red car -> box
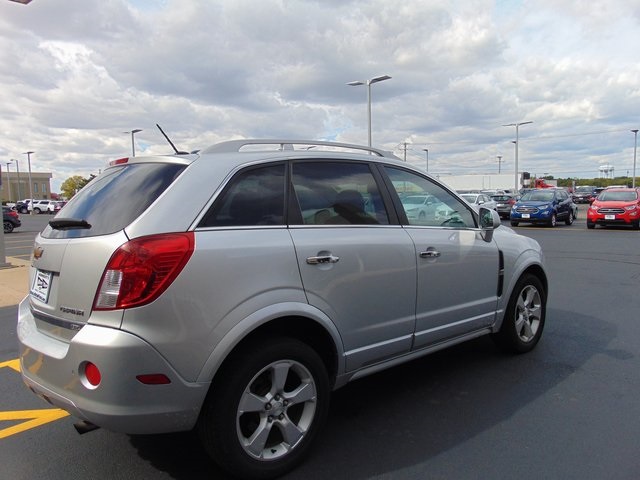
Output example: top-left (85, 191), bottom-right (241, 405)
top-left (587, 187), bottom-right (640, 229)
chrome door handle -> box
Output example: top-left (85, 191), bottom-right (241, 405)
top-left (306, 254), bottom-right (340, 265)
top-left (419, 249), bottom-right (441, 258)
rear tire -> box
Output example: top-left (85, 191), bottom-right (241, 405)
top-left (492, 273), bottom-right (546, 354)
top-left (565, 212), bottom-right (574, 225)
top-left (198, 337), bottom-right (330, 480)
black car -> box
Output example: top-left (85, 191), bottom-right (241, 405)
top-left (572, 185), bottom-right (597, 204)
top-left (3, 205), bottom-right (21, 233)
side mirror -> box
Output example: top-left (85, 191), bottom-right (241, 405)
top-left (479, 207), bottom-right (500, 242)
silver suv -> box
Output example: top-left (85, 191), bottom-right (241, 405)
top-left (18, 140), bottom-right (547, 479)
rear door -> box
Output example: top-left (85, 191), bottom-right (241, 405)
top-left (382, 166), bottom-right (500, 349)
top-left (288, 161), bottom-right (417, 372)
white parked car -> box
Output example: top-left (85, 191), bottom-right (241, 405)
top-left (28, 199), bottom-right (60, 214)
top-left (460, 193), bottom-right (498, 211)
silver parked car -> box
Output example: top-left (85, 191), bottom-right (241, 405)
top-left (460, 192), bottom-right (498, 211)
top-left (18, 139), bottom-right (547, 479)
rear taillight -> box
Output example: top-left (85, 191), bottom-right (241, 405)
top-left (93, 232), bottom-right (195, 310)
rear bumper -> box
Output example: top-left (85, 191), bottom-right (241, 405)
top-left (17, 299), bottom-right (209, 434)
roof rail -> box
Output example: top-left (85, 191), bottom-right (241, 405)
top-left (201, 139), bottom-right (397, 158)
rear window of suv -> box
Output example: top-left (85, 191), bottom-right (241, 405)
top-left (42, 163), bottom-right (186, 239)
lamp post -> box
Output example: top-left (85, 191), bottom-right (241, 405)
top-left (124, 129), bottom-right (143, 156)
top-left (503, 121), bottom-right (533, 192)
top-left (422, 148), bottom-right (429, 173)
top-left (497, 155), bottom-right (503, 173)
top-left (23, 151), bottom-right (34, 214)
top-left (4, 161), bottom-right (12, 202)
top-left (632, 129), bottom-right (638, 188)
top-left (347, 75), bottom-right (392, 147)
top-left (12, 158), bottom-right (21, 201)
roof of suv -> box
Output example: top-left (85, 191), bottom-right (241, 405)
top-left (200, 139), bottom-right (399, 159)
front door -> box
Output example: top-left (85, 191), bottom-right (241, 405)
top-left (383, 167), bottom-right (500, 349)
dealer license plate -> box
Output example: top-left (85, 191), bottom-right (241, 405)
top-left (522, 213), bottom-right (530, 219)
top-left (605, 214), bottom-right (616, 220)
top-left (31, 270), bottom-right (53, 303)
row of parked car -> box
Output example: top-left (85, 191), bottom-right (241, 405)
top-left (458, 185), bottom-right (640, 229)
top-left (9, 199), bottom-right (66, 214)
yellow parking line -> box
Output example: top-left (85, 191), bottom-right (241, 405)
top-left (0, 359), bottom-right (70, 438)
top-left (0, 359), bottom-right (21, 373)
top-left (0, 409), bottom-right (70, 439)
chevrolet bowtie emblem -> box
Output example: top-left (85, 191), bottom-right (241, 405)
top-left (33, 246), bottom-right (44, 260)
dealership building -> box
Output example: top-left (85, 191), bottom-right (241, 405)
top-left (1, 169), bottom-right (53, 203)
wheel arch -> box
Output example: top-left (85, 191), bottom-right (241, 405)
top-left (196, 304), bottom-right (344, 389)
top-left (494, 259), bottom-right (548, 333)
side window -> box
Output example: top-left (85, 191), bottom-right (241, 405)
top-left (199, 164), bottom-right (285, 227)
top-left (384, 167), bottom-right (476, 228)
top-left (291, 162), bottom-right (389, 225)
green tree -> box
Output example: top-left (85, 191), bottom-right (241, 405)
top-left (60, 174), bottom-right (94, 200)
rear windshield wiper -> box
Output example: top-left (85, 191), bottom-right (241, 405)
top-left (49, 218), bottom-right (92, 230)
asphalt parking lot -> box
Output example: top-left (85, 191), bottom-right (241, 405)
top-left (1, 211), bottom-right (639, 479)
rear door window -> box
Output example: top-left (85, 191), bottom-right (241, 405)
top-left (42, 163), bottom-right (186, 239)
top-left (291, 162), bottom-right (389, 225)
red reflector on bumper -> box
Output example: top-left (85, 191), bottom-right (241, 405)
top-left (136, 374), bottom-right (171, 385)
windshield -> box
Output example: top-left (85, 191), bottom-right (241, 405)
top-left (42, 162), bottom-right (186, 239)
top-left (520, 191), bottom-right (554, 202)
top-left (575, 186), bottom-right (593, 193)
top-left (598, 191), bottom-right (638, 202)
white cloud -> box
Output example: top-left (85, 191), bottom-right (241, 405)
top-left (1, 0), bottom-right (640, 193)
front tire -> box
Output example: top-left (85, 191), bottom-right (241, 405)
top-left (492, 273), bottom-right (546, 354)
top-left (510, 220), bottom-right (519, 227)
top-left (548, 213), bottom-right (557, 227)
top-left (198, 337), bottom-right (330, 480)
top-left (587, 221), bottom-right (595, 229)
top-left (3, 221), bottom-right (13, 234)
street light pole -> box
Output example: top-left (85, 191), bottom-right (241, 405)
top-left (422, 148), bottom-right (429, 173)
top-left (503, 121), bottom-right (533, 192)
top-left (4, 161), bottom-right (13, 202)
top-left (632, 129), bottom-right (638, 188)
top-left (124, 129), bottom-right (143, 157)
top-left (347, 75), bottom-right (391, 147)
top-left (497, 155), bottom-right (503, 174)
top-left (12, 159), bottom-right (21, 201)
top-left (23, 151), bottom-right (34, 214)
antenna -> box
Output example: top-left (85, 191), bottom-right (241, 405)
top-left (156, 124), bottom-right (189, 154)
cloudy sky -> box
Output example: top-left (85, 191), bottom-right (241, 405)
top-left (2, 0), bottom-right (640, 193)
